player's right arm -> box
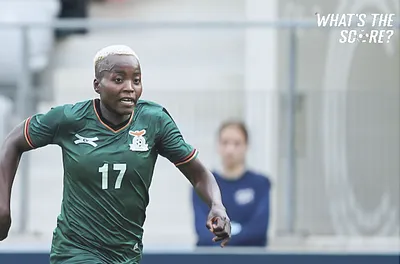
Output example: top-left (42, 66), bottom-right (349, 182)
top-left (0, 122), bottom-right (32, 240)
top-left (0, 106), bottom-right (65, 241)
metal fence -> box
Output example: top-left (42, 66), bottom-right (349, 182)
top-left (0, 19), bottom-right (399, 246)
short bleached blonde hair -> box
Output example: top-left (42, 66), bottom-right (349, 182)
top-left (94, 44), bottom-right (140, 71)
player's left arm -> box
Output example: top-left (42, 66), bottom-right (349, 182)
top-left (179, 159), bottom-right (231, 246)
top-left (191, 188), bottom-right (216, 246)
top-left (157, 108), bottom-right (231, 247)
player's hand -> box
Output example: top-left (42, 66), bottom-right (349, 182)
top-left (0, 208), bottom-right (11, 241)
top-left (206, 204), bottom-right (231, 247)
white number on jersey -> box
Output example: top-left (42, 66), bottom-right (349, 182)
top-left (98, 163), bottom-right (127, 190)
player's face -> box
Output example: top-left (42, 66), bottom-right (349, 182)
top-left (94, 55), bottom-right (142, 116)
top-left (218, 125), bottom-right (247, 170)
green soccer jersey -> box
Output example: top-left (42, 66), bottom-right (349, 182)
top-left (24, 99), bottom-right (198, 263)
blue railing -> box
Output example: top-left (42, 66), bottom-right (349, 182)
top-left (0, 251), bottom-right (399, 264)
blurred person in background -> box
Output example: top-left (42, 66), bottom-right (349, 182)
top-left (56, 0), bottom-right (89, 39)
top-left (0, 45), bottom-right (231, 263)
top-left (192, 121), bottom-right (271, 247)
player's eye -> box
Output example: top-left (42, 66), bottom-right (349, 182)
top-left (134, 78), bottom-right (141, 85)
top-left (114, 77), bottom-right (124, 84)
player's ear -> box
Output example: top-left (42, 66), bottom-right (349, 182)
top-left (93, 78), bottom-right (100, 94)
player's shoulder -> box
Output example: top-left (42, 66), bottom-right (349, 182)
top-left (136, 99), bottom-right (164, 111)
top-left (136, 99), bottom-right (169, 118)
top-left (51, 99), bottom-right (93, 124)
top-left (246, 170), bottom-right (271, 188)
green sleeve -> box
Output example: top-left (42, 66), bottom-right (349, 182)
top-left (24, 106), bottom-right (65, 148)
top-left (157, 108), bottom-right (198, 166)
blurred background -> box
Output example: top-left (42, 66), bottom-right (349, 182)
top-left (0, 0), bottom-right (399, 263)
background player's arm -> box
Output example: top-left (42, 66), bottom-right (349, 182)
top-left (0, 122), bottom-right (33, 240)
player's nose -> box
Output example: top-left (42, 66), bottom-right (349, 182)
top-left (122, 80), bottom-right (135, 93)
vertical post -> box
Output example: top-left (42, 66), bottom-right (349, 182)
top-left (16, 26), bottom-right (32, 234)
top-left (244, 0), bottom-right (279, 237)
top-left (285, 28), bottom-right (297, 234)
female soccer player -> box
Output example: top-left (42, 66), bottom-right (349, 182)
top-left (192, 121), bottom-right (270, 247)
top-left (0, 45), bottom-right (231, 263)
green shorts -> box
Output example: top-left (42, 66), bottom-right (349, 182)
top-left (50, 250), bottom-right (140, 264)
top-left (50, 230), bottom-right (141, 264)
top-left (55, 254), bottom-right (103, 264)
top-left (51, 252), bottom-right (140, 264)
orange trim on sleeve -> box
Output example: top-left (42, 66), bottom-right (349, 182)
top-left (175, 149), bottom-right (198, 166)
top-left (24, 117), bottom-right (35, 149)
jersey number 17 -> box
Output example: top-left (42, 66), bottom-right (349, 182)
top-left (98, 163), bottom-right (126, 190)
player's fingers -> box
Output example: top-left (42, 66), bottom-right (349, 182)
top-left (0, 218), bottom-right (11, 241)
top-left (213, 230), bottom-right (227, 237)
top-left (212, 236), bottom-right (225, 242)
top-left (212, 217), bottom-right (225, 232)
top-left (206, 220), bottom-right (214, 232)
top-left (220, 237), bottom-right (231, 248)
top-left (0, 229), bottom-right (9, 241)
top-left (212, 234), bottom-right (230, 243)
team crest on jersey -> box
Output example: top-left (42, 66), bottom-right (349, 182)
top-left (129, 130), bottom-right (149, 151)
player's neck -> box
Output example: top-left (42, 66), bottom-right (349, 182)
top-left (99, 101), bottom-right (131, 125)
top-left (222, 164), bottom-right (246, 180)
